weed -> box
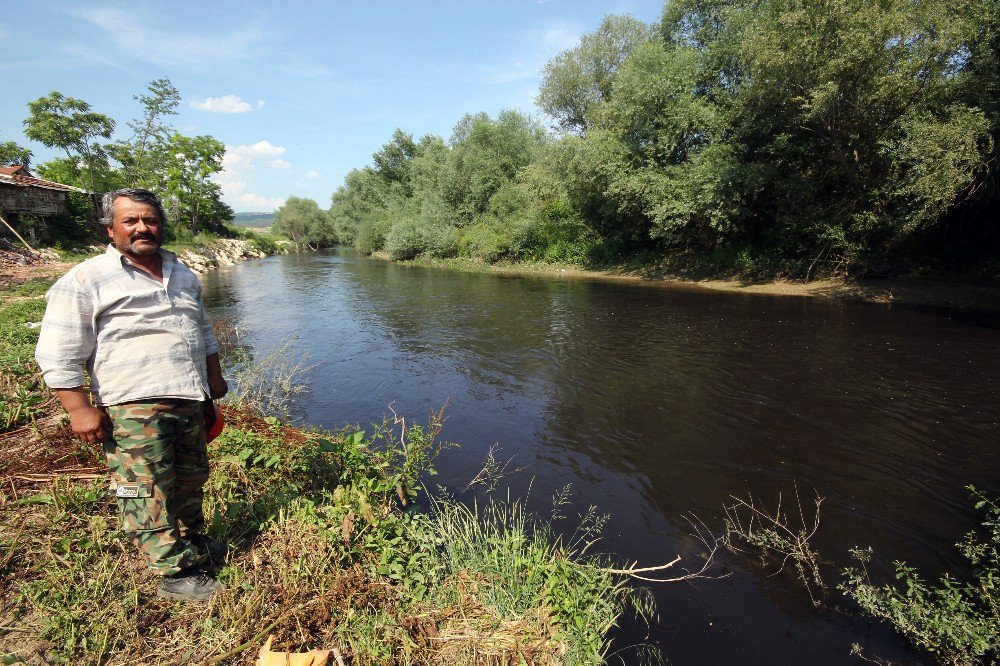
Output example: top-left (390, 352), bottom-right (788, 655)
top-left (723, 485), bottom-right (827, 606)
top-left (0, 280), bottom-right (52, 433)
top-left (222, 335), bottom-right (315, 420)
top-left (841, 487), bottom-right (1000, 665)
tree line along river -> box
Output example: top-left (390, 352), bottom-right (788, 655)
top-left (202, 248), bottom-right (1000, 664)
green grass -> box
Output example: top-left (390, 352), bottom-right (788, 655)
top-left (0, 260), bottom-right (656, 663)
top-left (0, 414), bottom-right (657, 664)
top-left (0, 277), bottom-right (52, 432)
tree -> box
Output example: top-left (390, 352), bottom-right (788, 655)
top-left (330, 167), bottom-right (394, 244)
top-left (372, 129), bottom-right (418, 197)
top-left (23, 92), bottom-right (116, 193)
top-left (118, 77), bottom-right (181, 187)
top-left (159, 134), bottom-right (229, 233)
top-left (0, 139), bottom-right (32, 168)
top-left (443, 110), bottom-right (548, 221)
top-left (273, 197), bottom-right (333, 250)
top-left (536, 14), bottom-right (656, 133)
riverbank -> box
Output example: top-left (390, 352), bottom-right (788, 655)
top-left (390, 254), bottom-right (1000, 313)
top-left (0, 252), bottom-right (657, 663)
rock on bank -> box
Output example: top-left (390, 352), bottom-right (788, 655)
top-left (176, 238), bottom-right (283, 273)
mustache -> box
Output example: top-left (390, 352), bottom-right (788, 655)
top-left (129, 233), bottom-right (157, 243)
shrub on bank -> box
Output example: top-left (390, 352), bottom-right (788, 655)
top-left (0, 278), bottom-right (52, 432)
top-left (841, 488), bottom-right (1000, 665)
top-left (354, 217), bottom-right (387, 255)
top-left (384, 217), bottom-right (426, 260)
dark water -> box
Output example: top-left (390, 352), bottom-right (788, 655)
top-left (201, 248), bottom-right (1000, 665)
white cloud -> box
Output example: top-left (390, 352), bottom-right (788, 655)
top-left (215, 177), bottom-right (247, 196)
top-left (268, 159), bottom-right (293, 169)
top-left (481, 60), bottom-right (538, 85)
top-left (190, 94), bottom-right (254, 113)
top-left (306, 170), bottom-right (321, 180)
top-left (256, 100), bottom-right (266, 109)
top-left (222, 141), bottom-right (287, 169)
top-left (479, 20), bottom-right (582, 87)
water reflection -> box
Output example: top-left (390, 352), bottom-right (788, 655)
top-left (202, 248), bottom-right (999, 664)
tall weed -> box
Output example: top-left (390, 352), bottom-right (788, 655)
top-left (841, 487), bottom-right (1000, 665)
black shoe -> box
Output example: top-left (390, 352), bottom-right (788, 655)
top-left (188, 533), bottom-right (229, 563)
top-left (157, 567), bottom-right (224, 603)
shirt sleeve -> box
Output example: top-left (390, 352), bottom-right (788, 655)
top-left (35, 273), bottom-right (97, 389)
top-left (199, 299), bottom-right (220, 357)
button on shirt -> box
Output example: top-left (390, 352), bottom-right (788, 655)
top-left (35, 245), bottom-right (220, 406)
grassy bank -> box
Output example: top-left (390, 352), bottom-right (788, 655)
top-left (0, 265), bottom-right (659, 664)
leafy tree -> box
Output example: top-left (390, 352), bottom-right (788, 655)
top-left (330, 167), bottom-right (393, 244)
top-left (116, 77), bottom-right (181, 187)
top-left (443, 110), bottom-right (547, 222)
top-left (0, 139), bottom-right (32, 168)
top-left (536, 14), bottom-right (656, 133)
top-left (729, 0), bottom-right (991, 258)
top-left (23, 92), bottom-right (116, 193)
top-left (274, 196), bottom-right (334, 250)
top-left (159, 134), bottom-right (229, 233)
top-left (372, 129), bottom-right (418, 197)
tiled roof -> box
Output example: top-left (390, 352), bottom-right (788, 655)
top-left (0, 165), bottom-right (89, 193)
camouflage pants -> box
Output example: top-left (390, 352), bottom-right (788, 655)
top-left (103, 399), bottom-right (209, 576)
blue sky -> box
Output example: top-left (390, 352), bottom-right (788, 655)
top-left (1, 1), bottom-right (666, 213)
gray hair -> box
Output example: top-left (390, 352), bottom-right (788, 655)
top-left (101, 188), bottom-right (167, 226)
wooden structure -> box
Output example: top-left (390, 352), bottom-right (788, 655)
top-left (0, 165), bottom-right (89, 243)
top-left (0, 165), bottom-right (87, 221)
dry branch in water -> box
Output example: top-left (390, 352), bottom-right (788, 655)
top-left (588, 514), bottom-right (728, 583)
top-left (723, 484), bottom-right (827, 605)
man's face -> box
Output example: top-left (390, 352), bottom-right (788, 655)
top-left (107, 197), bottom-right (163, 257)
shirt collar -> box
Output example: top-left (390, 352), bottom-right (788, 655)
top-left (105, 243), bottom-right (176, 273)
top-left (104, 243), bottom-right (177, 266)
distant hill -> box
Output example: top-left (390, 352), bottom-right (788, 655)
top-left (232, 212), bottom-right (275, 228)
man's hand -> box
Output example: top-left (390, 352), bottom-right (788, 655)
top-left (68, 405), bottom-right (112, 443)
top-left (54, 388), bottom-right (112, 443)
top-left (206, 353), bottom-right (228, 400)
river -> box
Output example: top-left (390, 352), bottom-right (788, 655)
top-left (201, 248), bottom-right (1000, 665)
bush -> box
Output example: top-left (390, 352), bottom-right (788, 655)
top-left (384, 218), bottom-right (427, 260)
top-left (423, 223), bottom-right (460, 258)
top-left (354, 218), bottom-right (386, 255)
top-left (841, 487), bottom-right (1000, 665)
top-left (241, 230), bottom-right (279, 256)
top-left (460, 217), bottom-right (536, 263)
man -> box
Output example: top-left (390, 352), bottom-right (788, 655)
top-left (36, 188), bottom-right (228, 603)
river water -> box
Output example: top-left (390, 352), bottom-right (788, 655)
top-left (201, 248), bottom-right (999, 665)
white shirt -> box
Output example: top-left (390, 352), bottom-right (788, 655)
top-left (35, 245), bottom-right (220, 405)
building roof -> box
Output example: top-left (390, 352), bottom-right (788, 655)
top-left (0, 166), bottom-right (89, 193)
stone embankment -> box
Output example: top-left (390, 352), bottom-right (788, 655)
top-left (176, 238), bottom-right (281, 273)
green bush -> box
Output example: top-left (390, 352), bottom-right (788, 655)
top-left (423, 223), bottom-right (460, 258)
top-left (460, 217), bottom-right (536, 263)
top-left (841, 488), bottom-right (1000, 665)
top-left (354, 218), bottom-right (386, 255)
top-left (0, 288), bottom-right (50, 431)
top-left (241, 231), bottom-right (279, 256)
top-left (384, 218), bottom-right (427, 260)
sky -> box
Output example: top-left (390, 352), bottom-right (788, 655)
top-left (1, 1), bottom-right (666, 213)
